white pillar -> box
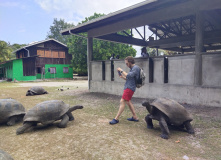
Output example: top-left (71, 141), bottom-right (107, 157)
top-left (194, 10), bottom-right (204, 85)
top-left (87, 37), bottom-right (93, 89)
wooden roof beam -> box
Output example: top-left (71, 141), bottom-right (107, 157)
top-left (97, 33), bottom-right (148, 46)
top-left (147, 30), bottom-right (221, 49)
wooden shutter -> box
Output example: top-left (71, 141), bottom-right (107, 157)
top-left (52, 51), bottom-right (59, 58)
top-left (59, 51), bottom-right (65, 58)
top-left (37, 50), bottom-right (44, 57)
top-left (45, 50), bottom-right (51, 58)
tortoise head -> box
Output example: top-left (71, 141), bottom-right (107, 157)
top-left (26, 90), bottom-right (33, 96)
top-left (142, 101), bottom-right (152, 113)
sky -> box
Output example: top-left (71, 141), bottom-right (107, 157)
top-left (0, 0), bottom-right (152, 55)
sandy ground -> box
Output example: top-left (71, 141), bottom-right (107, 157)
top-left (0, 80), bottom-right (221, 160)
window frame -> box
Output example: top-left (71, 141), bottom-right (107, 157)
top-left (63, 67), bottom-right (69, 73)
top-left (50, 67), bottom-right (56, 74)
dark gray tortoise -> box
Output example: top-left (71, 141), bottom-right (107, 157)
top-left (0, 99), bottom-right (25, 126)
top-left (0, 149), bottom-right (14, 160)
top-left (16, 100), bottom-right (83, 135)
top-left (142, 97), bottom-right (194, 139)
top-left (26, 86), bottom-right (48, 96)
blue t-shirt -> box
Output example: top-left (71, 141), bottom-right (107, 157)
top-left (124, 65), bottom-right (140, 92)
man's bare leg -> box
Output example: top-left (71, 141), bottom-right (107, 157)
top-left (126, 100), bottom-right (138, 120)
top-left (115, 98), bottom-right (126, 120)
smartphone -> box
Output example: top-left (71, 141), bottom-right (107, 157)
top-left (118, 71), bottom-right (121, 76)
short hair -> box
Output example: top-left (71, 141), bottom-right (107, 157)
top-left (141, 47), bottom-right (146, 52)
top-left (125, 56), bottom-right (135, 64)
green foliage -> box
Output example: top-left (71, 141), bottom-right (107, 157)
top-left (0, 41), bottom-right (27, 62)
top-left (47, 18), bottom-right (74, 44)
top-left (67, 13), bottom-right (136, 75)
top-left (10, 43), bottom-right (26, 59)
top-left (146, 48), bottom-right (169, 57)
top-left (67, 33), bottom-right (88, 75)
top-left (0, 41), bottom-right (13, 62)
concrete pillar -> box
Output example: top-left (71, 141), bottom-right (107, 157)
top-left (194, 10), bottom-right (204, 85)
top-left (87, 37), bottom-right (93, 89)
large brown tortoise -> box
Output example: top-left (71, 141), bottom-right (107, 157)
top-left (26, 86), bottom-right (48, 96)
top-left (142, 97), bottom-right (194, 139)
top-left (16, 100), bottom-right (83, 135)
top-left (0, 99), bottom-right (25, 126)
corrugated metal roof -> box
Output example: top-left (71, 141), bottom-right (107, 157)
top-left (13, 38), bottom-right (67, 53)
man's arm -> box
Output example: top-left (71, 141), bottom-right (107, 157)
top-left (117, 67), bottom-right (128, 77)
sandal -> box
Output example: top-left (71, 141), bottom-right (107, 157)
top-left (127, 117), bottom-right (139, 122)
top-left (109, 119), bottom-right (119, 125)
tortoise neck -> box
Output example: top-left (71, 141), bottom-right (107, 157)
top-left (68, 105), bottom-right (83, 112)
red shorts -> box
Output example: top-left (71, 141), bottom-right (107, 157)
top-left (122, 88), bottom-right (134, 101)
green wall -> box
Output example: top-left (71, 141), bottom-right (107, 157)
top-left (0, 62), bottom-right (13, 80)
top-left (12, 59), bottom-right (36, 81)
top-left (36, 74), bottom-right (41, 79)
top-left (0, 60), bottom-right (73, 81)
top-left (44, 64), bottom-right (73, 79)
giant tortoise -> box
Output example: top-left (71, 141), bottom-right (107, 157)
top-left (142, 97), bottom-right (194, 139)
top-left (16, 100), bottom-right (83, 135)
top-left (0, 149), bottom-right (14, 160)
top-left (26, 86), bottom-right (48, 96)
top-left (0, 99), bottom-right (25, 126)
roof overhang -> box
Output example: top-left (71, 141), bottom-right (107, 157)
top-left (61, 0), bottom-right (221, 50)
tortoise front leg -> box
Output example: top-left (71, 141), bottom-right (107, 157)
top-left (16, 122), bottom-right (35, 135)
top-left (58, 114), bottom-right (69, 128)
top-left (7, 116), bottom-right (17, 126)
top-left (145, 114), bottom-right (153, 129)
top-left (67, 112), bottom-right (74, 121)
top-left (159, 117), bottom-right (170, 139)
top-left (184, 121), bottom-right (195, 134)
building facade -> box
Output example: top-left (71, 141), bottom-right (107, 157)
top-left (0, 39), bottom-right (73, 81)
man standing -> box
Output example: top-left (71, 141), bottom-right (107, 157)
top-left (141, 47), bottom-right (149, 58)
top-left (109, 56), bottom-right (140, 124)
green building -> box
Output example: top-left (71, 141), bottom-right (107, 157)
top-left (0, 39), bottom-right (73, 81)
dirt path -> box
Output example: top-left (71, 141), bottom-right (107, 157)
top-left (17, 80), bottom-right (88, 88)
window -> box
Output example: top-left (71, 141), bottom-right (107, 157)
top-left (37, 50), bottom-right (44, 57)
top-left (50, 67), bottom-right (56, 74)
top-left (52, 51), bottom-right (59, 58)
top-left (0, 68), bottom-right (2, 74)
top-left (45, 50), bottom-right (51, 57)
top-left (59, 51), bottom-right (65, 58)
top-left (63, 67), bottom-right (69, 73)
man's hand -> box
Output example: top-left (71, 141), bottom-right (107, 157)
top-left (117, 67), bottom-right (123, 72)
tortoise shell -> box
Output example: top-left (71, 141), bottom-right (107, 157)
top-left (29, 86), bottom-right (47, 94)
top-left (23, 100), bottom-right (69, 125)
top-left (151, 98), bottom-right (193, 125)
top-left (0, 99), bottom-right (25, 124)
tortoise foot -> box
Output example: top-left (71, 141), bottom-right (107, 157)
top-left (160, 134), bottom-right (169, 139)
top-left (57, 124), bottom-right (67, 128)
top-left (187, 129), bottom-right (195, 134)
top-left (7, 121), bottom-right (15, 126)
top-left (147, 125), bottom-right (153, 129)
top-left (16, 128), bottom-right (24, 135)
